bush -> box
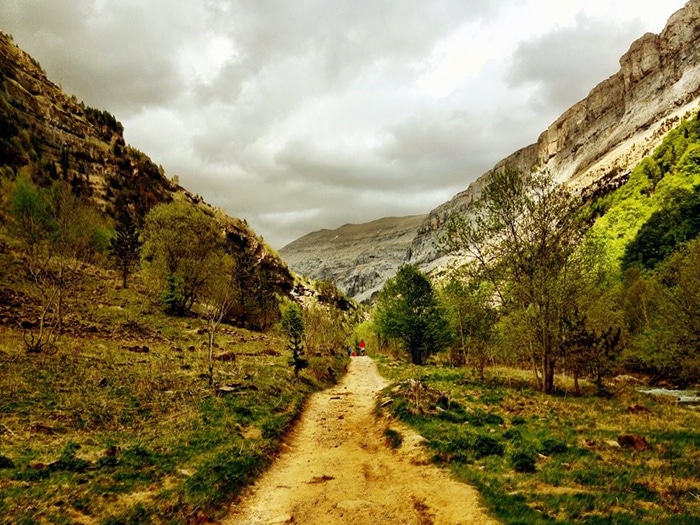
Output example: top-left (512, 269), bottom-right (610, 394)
top-left (511, 451), bottom-right (537, 473)
top-left (541, 438), bottom-right (568, 455)
top-left (473, 435), bottom-right (505, 459)
top-left (384, 428), bottom-right (403, 449)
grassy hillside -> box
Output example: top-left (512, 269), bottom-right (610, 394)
top-left (0, 253), bottom-right (348, 524)
top-left (588, 112), bottom-right (700, 268)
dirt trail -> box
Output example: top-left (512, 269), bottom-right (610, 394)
top-left (223, 356), bottom-right (499, 525)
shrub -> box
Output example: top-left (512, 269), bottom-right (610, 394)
top-left (541, 438), bottom-right (568, 455)
top-left (384, 428), bottom-right (403, 449)
top-left (511, 450), bottom-right (537, 473)
top-left (473, 435), bottom-right (505, 459)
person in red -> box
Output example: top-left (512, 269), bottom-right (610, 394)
top-left (358, 339), bottom-right (366, 355)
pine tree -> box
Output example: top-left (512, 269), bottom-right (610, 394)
top-left (110, 210), bottom-right (141, 288)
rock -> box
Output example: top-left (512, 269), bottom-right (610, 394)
top-left (280, 0), bottom-right (700, 299)
top-left (604, 440), bottom-right (622, 449)
top-left (617, 434), bottom-right (649, 451)
top-left (336, 500), bottom-right (373, 511)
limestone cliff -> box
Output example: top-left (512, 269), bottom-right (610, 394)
top-left (280, 215), bottom-right (427, 303)
top-left (408, 0), bottom-right (700, 268)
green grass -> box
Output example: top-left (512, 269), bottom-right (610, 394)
top-left (0, 258), bottom-right (349, 524)
top-left (376, 360), bottom-right (700, 525)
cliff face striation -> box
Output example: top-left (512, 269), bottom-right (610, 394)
top-left (0, 31), bottom-right (294, 301)
top-left (279, 215), bottom-right (427, 303)
top-left (407, 0), bottom-right (700, 268)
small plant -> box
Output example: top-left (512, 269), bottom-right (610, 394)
top-left (384, 428), bottom-right (403, 449)
top-left (540, 438), bottom-right (568, 456)
top-left (473, 435), bottom-right (504, 459)
top-left (282, 302), bottom-right (308, 378)
top-left (511, 450), bottom-right (537, 473)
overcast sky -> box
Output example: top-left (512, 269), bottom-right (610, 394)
top-left (0, 1), bottom-right (688, 248)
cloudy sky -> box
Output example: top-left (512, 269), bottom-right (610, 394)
top-left (0, 1), bottom-right (688, 248)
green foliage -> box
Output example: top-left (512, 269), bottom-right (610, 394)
top-left (383, 428), bottom-right (403, 449)
top-left (588, 115), bottom-right (700, 265)
top-left (441, 168), bottom-right (587, 393)
top-left (141, 201), bottom-right (224, 315)
top-left (439, 276), bottom-right (497, 374)
top-left (377, 361), bottom-right (700, 524)
top-left (622, 185), bottom-right (700, 270)
top-left (282, 302), bottom-right (308, 377)
top-left (375, 264), bottom-right (451, 365)
top-left (109, 208), bottom-right (141, 288)
top-left (511, 450), bottom-right (537, 473)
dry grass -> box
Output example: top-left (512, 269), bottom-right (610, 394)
top-left (0, 258), bottom-right (349, 524)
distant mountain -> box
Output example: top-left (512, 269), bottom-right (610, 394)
top-left (281, 0), bottom-right (700, 300)
top-left (280, 215), bottom-right (426, 303)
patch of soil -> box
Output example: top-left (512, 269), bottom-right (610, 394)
top-left (223, 357), bottom-right (498, 525)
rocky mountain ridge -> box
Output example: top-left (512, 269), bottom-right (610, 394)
top-left (0, 30), bottom-right (294, 302)
top-left (408, 0), bottom-right (700, 269)
top-left (280, 215), bottom-right (426, 302)
top-left (282, 0), bottom-right (700, 299)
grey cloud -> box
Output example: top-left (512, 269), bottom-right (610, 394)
top-left (505, 14), bottom-right (644, 112)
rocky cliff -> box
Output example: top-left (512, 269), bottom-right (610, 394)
top-left (280, 215), bottom-right (427, 303)
top-left (0, 30), bottom-right (294, 301)
top-left (408, 0), bottom-right (700, 268)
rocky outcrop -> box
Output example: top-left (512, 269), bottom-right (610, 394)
top-left (0, 30), bottom-right (294, 303)
top-left (280, 215), bottom-right (427, 303)
top-left (407, 0), bottom-right (700, 268)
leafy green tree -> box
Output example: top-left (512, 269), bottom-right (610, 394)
top-left (375, 264), bottom-right (451, 365)
top-left (628, 237), bottom-right (700, 385)
top-left (141, 201), bottom-right (224, 315)
top-left (282, 302), bottom-right (308, 377)
top-left (6, 175), bottom-right (108, 350)
top-left (199, 254), bottom-right (237, 386)
top-left (622, 185), bottom-right (700, 271)
top-left (441, 168), bottom-right (586, 393)
top-left (440, 276), bottom-right (497, 378)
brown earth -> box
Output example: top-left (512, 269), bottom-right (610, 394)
top-left (223, 356), bottom-right (499, 525)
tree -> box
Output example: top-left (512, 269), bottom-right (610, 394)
top-left (7, 175), bottom-right (108, 350)
top-left (199, 254), bottom-right (237, 386)
top-left (440, 276), bottom-right (497, 378)
top-left (109, 208), bottom-right (141, 288)
top-left (282, 302), bottom-right (308, 377)
top-left (141, 201), bottom-right (223, 315)
top-left (441, 168), bottom-right (586, 393)
top-left (375, 264), bottom-right (451, 365)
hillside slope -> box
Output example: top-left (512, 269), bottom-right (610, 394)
top-left (408, 0), bottom-right (700, 269)
top-left (281, 0), bottom-right (700, 298)
top-left (0, 30), bottom-right (293, 302)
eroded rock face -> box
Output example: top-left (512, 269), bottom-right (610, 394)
top-left (408, 0), bottom-right (700, 269)
top-left (279, 216), bottom-right (427, 303)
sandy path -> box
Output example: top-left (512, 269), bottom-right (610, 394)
top-left (223, 356), bottom-right (499, 525)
